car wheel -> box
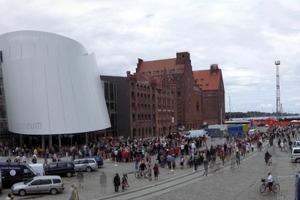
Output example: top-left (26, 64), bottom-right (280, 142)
top-left (19, 189), bottom-right (26, 196)
top-left (66, 172), bottom-right (72, 177)
top-left (297, 158), bottom-right (300, 163)
top-left (86, 166), bottom-right (92, 172)
top-left (50, 188), bottom-right (57, 195)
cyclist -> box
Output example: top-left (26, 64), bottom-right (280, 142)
top-left (267, 172), bottom-right (274, 192)
top-left (139, 161), bottom-right (147, 175)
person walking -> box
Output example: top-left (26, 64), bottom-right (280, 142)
top-left (121, 174), bottom-right (129, 191)
top-left (69, 185), bottom-right (79, 200)
top-left (203, 158), bottom-right (209, 176)
top-left (5, 193), bottom-right (14, 200)
top-left (180, 156), bottom-right (184, 169)
top-left (153, 163), bottom-right (159, 180)
top-left (100, 172), bottom-right (107, 194)
top-left (113, 173), bottom-right (121, 192)
top-left (76, 170), bottom-right (84, 188)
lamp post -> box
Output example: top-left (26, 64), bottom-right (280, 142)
top-left (275, 60), bottom-right (281, 120)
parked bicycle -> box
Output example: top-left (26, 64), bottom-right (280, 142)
top-left (135, 170), bottom-right (148, 179)
top-left (259, 178), bottom-right (280, 194)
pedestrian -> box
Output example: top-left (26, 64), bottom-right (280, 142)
top-left (31, 154), bottom-right (37, 164)
top-left (203, 158), bottom-right (208, 176)
top-left (100, 172), bottom-right (107, 194)
top-left (5, 193), bottom-right (14, 200)
top-left (121, 174), bottom-right (129, 191)
top-left (113, 173), bottom-right (120, 192)
top-left (153, 163), bottom-right (159, 180)
top-left (147, 162), bottom-right (152, 181)
top-left (69, 184), bottom-right (79, 200)
top-left (76, 170), bottom-right (84, 188)
top-left (134, 154), bottom-right (140, 170)
top-left (22, 155), bottom-right (26, 163)
top-left (180, 156), bottom-right (184, 169)
top-left (236, 151), bottom-right (240, 165)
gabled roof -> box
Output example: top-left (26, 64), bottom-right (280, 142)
top-left (137, 58), bottom-right (177, 73)
top-left (136, 72), bottom-right (151, 83)
top-left (193, 68), bottom-right (222, 91)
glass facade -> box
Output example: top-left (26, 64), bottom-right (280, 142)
top-left (0, 59), bottom-right (9, 143)
top-left (103, 81), bottom-right (118, 137)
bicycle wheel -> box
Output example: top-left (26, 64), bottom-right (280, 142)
top-left (259, 184), bottom-right (266, 193)
top-left (135, 171), bottom-right (141, 179)
top-left (273, 183), bottom-right (280, 193)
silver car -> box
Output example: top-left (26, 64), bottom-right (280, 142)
top-left (11, 175), bottom-right (64, 196)
top-left (73, 158), bottom-right (98, 172)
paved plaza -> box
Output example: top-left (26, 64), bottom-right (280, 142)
top-left (0, 137), bottom-right (298, 200)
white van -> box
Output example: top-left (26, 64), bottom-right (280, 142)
top-left (29, 164), bottom-right (45, 176)
top-left (185, 129), bottom-right (208, 138)
top-left (291, 147), bottom-right (300, 163)
top-left (293, 141), bottom-right (300, 147)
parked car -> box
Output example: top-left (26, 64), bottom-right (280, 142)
top-left (291, 147), bottom-right (300, 163)
top-left (73, 158), bottom-right (98, 172)
top-left (0, 168), bottom-right (2, 194)
top-left (44, 161), bottom-right (76, 177)
top-left (11, 175), bottom-right (64, 196)
top-left (87, 156), bottom-right (103, 167)
top-left (0, 162), bottom-right (38, 188)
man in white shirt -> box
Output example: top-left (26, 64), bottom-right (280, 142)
top-left (267, 172), bottom-right (274, 192)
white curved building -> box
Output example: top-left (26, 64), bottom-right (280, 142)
top-left (0, 30), bottom-right (110, 135)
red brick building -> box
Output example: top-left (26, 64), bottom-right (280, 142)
top-left (127, 52), bottom-right (204, 137)
top-left (193, 64), bottom-right (225, 124)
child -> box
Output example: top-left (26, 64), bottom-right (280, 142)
top-left (121, 174), bottom-right (129, 191)
top-left (153, 163), bottom-right (159, 180)
top-left (180, 156), bottom-right (184, 169)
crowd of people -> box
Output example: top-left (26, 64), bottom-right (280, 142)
top-left (2, 124), bottom-right (299, 198)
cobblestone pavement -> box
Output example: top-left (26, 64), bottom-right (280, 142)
top-left (0, 137), bottom-right (297, 200)
top-left (146, 140), bottom-right (296, 200)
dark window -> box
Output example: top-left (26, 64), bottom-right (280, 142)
top-left (294, 149), bottom-right (300, 154)
top-left (49, 164), bottom-right (57, 169)
top-left (53, 179), bottom-right (62, 183)
top-left (31, 180), bottom-right (41, 185)
top-left (41, 179), bottom-right (52, 185)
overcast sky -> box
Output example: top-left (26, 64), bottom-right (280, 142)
top-left (0, 0), bottom-right (300, 114)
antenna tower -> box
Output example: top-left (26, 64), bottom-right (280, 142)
top-left (275, 60), bottom-right (281, 119)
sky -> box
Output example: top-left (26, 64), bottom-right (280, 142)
top-left (0, 0), bottom-right (300, 114)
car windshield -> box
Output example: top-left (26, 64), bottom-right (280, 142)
top-left (27, 165), bottom-right (39, 176)
top-left (24, 178), bottom-right (33, 184)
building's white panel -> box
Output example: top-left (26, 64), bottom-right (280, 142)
top-left (32, 58), bottom-right (50, 133)
top-left (56, 58), bottom-right (80, 133)
top-left (9, 43), bottom-right (21, 60)
top-left (44, 60), bottom-right (66, 133)
top-left (35, 41), bottom-right (48, 57)
top-left (21, 42), bottom-right (35, 58)
top-left (0, 30), bottom-right (111, 135)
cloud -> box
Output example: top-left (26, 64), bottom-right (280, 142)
top-left (0, 0), bottom-right (299, 113)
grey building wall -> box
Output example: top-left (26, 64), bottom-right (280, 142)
top-left (100, 75), bottom-right (130, 138)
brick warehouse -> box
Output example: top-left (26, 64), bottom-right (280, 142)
top-left (101, 52), bottom-right (225, 138)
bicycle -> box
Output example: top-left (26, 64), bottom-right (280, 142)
top-left (259, 178), bottom-right (280, 194)
top-left (134, 170), bottom-right (148, 179)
